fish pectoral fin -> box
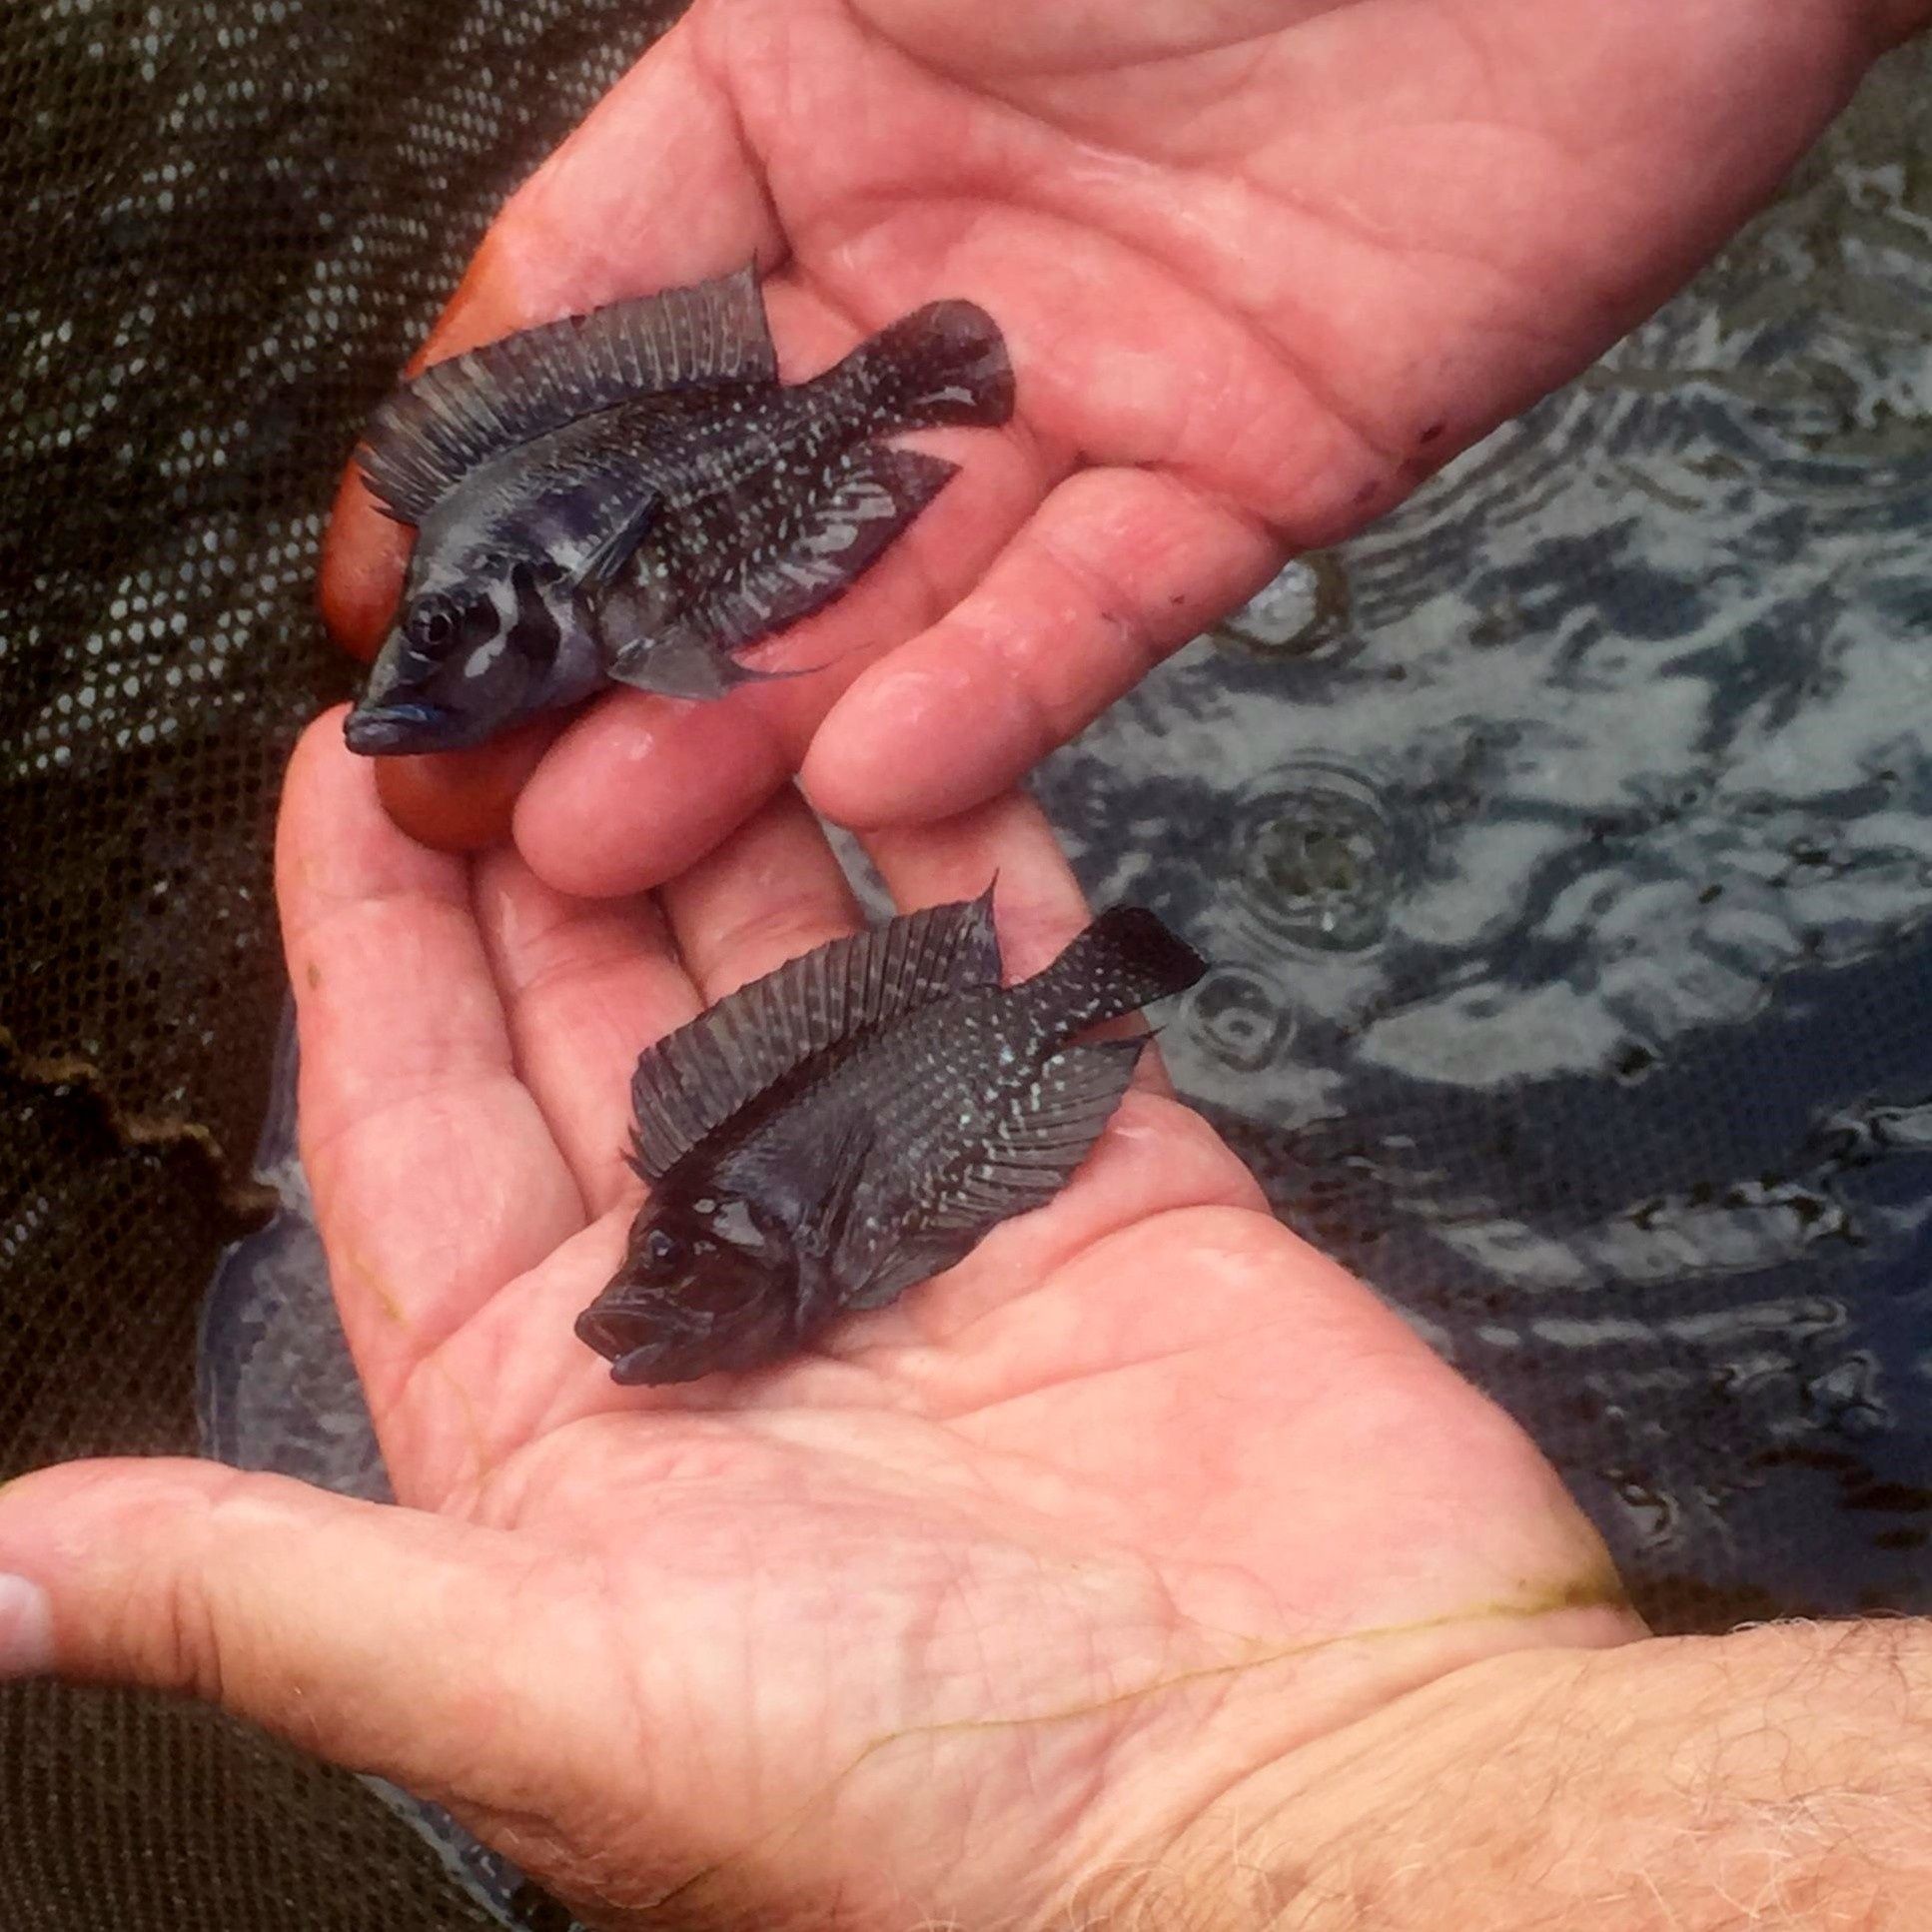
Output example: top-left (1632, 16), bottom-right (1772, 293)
top-left (834, 1234), bottom-right (975, 1316)
top-left (624, 894), bottom-right (1004, 1183)
top-left (597, 601), bottom-right (793, 699)
top-left (569, 484), bottom-right (663, 593)
top-left (678, 442), bottom-right (960, 659)
top-left (863, 1038), bottom-right (1148, 1277)
top-left (595, 442), bottom-right (959, 695)
top-left (356, 263), bottom-right (775, 522)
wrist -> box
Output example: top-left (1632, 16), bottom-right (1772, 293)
top-left (1126, 1620), bottom-right (1932, 1932)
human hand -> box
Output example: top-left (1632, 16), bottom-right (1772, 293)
top-left (322, 0), bottom-right (1918, 877)
top-left (0, 713), bottom-right (1633, 1930)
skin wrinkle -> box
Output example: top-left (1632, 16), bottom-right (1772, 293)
top-left (388, 1255), bottom-right (576, 1468)
top-left (1237, 149), bottom-right (1596, 349)
top-left (1148, 464), bottom-right (1277, 571)
top-left (1011, 507), bottom-right (1169, 717)
top-left (473, 862), bottom-right (671, 1000)
top-left (686, 897), bottom-right (865, 993)
top-left (682, 18), bottom-right (794, 291)
top-left (126, 1470), bottom-right (256, 1710)
top-left (496, 951), bottom-right (670, 1065)
top-left (805, 20), bottom-right (1534, 485)
top-left (1015, 185), bottom-right (1397, 490)
top-left (301, 1070), bottom-right (574, 1238)
top-left (738, 12), bottom-right (1381, 501)
top-left (846, 6), bottom-right (1312, 86)
top-left (930, 1292), bottom-right (1310, 1429)
top-left (663, 1590), bottom-right (1622, 1929)
top-left (293, 1009), bottom-right (510, 1113)
top-left (278, 862), bottom-right (474, 946)
top-left (402, 1352), bottom-right (505, 1507)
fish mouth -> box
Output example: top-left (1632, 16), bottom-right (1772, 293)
top-left (575, 1303), bottom-right (713, 1387)
top-left (343, 700), bottom-right (448, 755)
top-left (574, 1305), bottom-right (641, 1365)
top-left (575, 1306), bottom-right (675, 1386)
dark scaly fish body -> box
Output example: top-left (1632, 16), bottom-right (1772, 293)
top-left (574, 893), bottom-right (1206, 1386)
top-left (344, 266), bottom-right (1013, 754)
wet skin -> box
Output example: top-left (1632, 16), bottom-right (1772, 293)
top-left (320, 0), bottom-right (1905, 867)
top-left (0, 716), bottom-right (1636, 1928)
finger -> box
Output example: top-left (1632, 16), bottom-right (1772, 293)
top-left (0, 1460), bottom-right (623, 1826)
top-left (278, 712), bottom-right (583, 1431)
top-left (472, 850), bottom-right (699, 1216)
top-left (656, 786), bottom-right (864, 1001)
top-left (372, 713), bottom-right (567, 854)
top-left (802, 465), bottom-right (1284, 828)
top-left (320, 20), bottom-right (785, 658)
top-left (864, 790), bottom-right (1090, 980)
top-left (510, 688), bottom-right (797, 900)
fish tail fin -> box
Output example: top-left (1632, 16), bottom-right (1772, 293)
top-left (832, 300), bottom-right (1015, 433)
top-left (1016, 907), bottom-right (1207, 1035)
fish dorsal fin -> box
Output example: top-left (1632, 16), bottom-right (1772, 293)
top-left (627, 887), bottom-right (1000, 1182)
top-left (358, 264), bottom-right (777, 522)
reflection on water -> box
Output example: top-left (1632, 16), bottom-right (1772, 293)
top-left (200, 43), bottom-right (1931, 1924)
top-left (1027, 48), bottom-right (1932, 1624)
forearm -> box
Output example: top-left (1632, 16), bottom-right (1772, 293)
top-left (1125, 1619), bottom-right (1932, 1931)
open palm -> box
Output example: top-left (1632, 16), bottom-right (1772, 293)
top-left (0, 715), bottom-right (1634, 1930)
top-left (323, 0), bottom-right (1901, 880)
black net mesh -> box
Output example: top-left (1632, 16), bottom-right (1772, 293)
top-left (1, 1), bottom-right (675, 1925)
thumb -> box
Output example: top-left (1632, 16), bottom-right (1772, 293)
top-left (0, 1455), bottom-right (569, 1802)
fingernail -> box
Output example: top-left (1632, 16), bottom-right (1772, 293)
top-left (0, 1573), bottom-right (53, 1678)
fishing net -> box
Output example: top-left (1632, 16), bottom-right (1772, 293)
top-left (3, 0), bottom-right (1930, 1923)
top-left (1, 1), bottom-right (671, 1925)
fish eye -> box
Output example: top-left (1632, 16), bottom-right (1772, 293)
top-left (419, 608), bottom-right (453, 646)
top-left (644, 1228), bottom-right (684, 1270)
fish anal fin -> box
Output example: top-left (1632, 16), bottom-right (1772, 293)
top-left (356, 264), bottom-right (776, 523)
top-left (626, 890), bottom-right (1002, 1181)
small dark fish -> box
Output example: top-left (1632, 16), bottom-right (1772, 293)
top-left (344, 265), bottom-right (1013, 754)
top-left (575, 891), bottom-right (1206, 1386)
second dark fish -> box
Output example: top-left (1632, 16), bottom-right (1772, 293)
top-left (575, 891), bottom-right (1207, 1386)
top-left (345, 264), bottom-right (1013, 754)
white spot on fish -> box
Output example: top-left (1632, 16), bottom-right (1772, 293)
top-left (464, 635), bottom-right (507, 679)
